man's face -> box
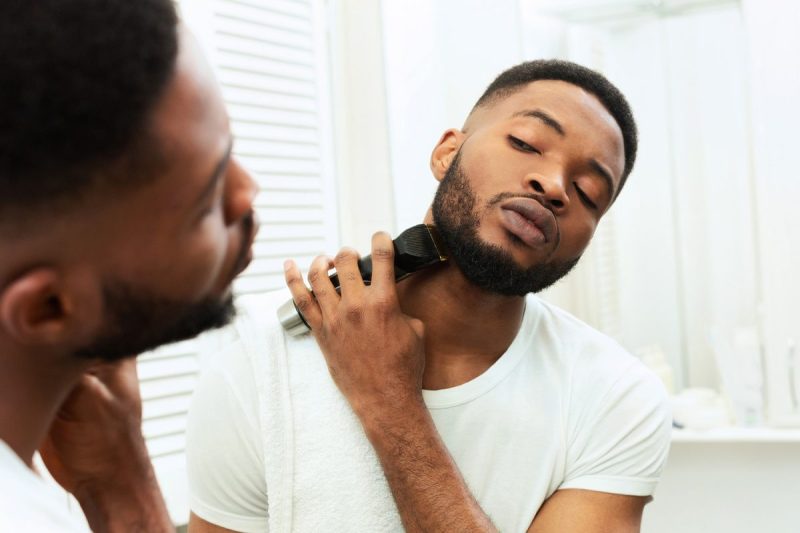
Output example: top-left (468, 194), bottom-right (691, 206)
top-left (73, 29), bottom-right (259, 360)
top-left (432, 80), bottom-right (624, 296)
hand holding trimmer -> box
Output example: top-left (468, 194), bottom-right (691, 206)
top-left (277, 224), bottom-right (448, 336)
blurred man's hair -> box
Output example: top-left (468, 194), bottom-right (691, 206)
top-left (0, 0), bottom-right (179, 218)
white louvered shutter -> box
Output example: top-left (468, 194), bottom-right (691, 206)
top-left (139, 0), bottom-right (337, 523)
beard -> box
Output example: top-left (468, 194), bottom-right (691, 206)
top-left (73, 282), bottom-right (236, 362)
top-left (431, 151), bottom-right (579, 296)
top-left (74, 210), bottom-right (256, 362)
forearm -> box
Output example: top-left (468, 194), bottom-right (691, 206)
top-left (74, 439), bottom-right (172, 533)
top-left (358, 398), bottom-right (498, 533)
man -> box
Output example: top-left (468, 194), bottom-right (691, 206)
top-left (0, 1), bottom-right (259, 530)
top-left (187, 60), bottom-right (672, 532)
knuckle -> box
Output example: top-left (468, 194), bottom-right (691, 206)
top-left (344, 303), bottom-right (364, 323)
top-left (294, 295), bottom-right (313, 313)
top-left (313, 288), bottom-right (329, 300)
top-left (372, 295), bottom-right (395, 311)
top-left (307, 268), bottom-right (322, 283)
top-left (372, 245), bottom-right (394, 261)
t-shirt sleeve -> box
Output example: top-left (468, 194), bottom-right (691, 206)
top-left (561, 358), bottom-right (672, 496)
top-left (185, 329), bottom-right (269, 532)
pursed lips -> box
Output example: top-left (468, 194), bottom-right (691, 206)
top-left (499, 197), bottom-right (557, 247)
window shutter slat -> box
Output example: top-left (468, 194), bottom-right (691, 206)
top-left (140, 0), bottom-right (337, 524)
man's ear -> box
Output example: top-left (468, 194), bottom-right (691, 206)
top-left (430, 129), bottom-right (466, 182)
top-left (0, 268), bottom-right (103, 349)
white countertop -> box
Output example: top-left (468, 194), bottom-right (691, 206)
top-left (672, 426), bottom-right (800, 443)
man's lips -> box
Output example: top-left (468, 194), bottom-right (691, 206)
top-left (499, 198), bottom-right (557, 248)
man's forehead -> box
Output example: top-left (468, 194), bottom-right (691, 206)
top-left (470, 79), bottom-right (625, 180)
top-left (483, 80), bottom-right (611, 127)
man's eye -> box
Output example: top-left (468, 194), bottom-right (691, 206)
top-left (575, 185), bottom-right (598, 210)
top-left (509, 136), bottom-right (539, 154)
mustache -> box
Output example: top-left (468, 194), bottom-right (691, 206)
top-left (485, 191), bottom-right (552, 211)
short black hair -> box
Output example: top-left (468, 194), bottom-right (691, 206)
top-left (474, 59), bottom-right (638, 197)
top-left (0, 0), bottom-right (179, 217)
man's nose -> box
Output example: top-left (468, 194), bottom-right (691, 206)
top-left (224, 158), bottom-right (259, 225)
top-left (526, 172), bottom-right (569, 213)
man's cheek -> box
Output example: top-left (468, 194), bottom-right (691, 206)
top-left (559, 219), bottom-right (595, 255)
top-left (173, 230), bottom-right (230, 297)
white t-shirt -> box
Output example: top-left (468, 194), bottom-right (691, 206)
top-left (186, 291), bottom-right (672, 533)
top-left (0, 440), bottom-right (88, 532)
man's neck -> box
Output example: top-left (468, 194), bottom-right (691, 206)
top-left (0, 345), bottom-right (87, 467)
top-left (396, 263), bottom-right (526, 391)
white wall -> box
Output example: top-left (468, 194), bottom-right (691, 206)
top-left (605, 7), bottom-right (759, 392)
top-left (741, 0), bottom-right (800, 427)
top-left (329, 0), bottom-right (395, 252)
top-left (381, 0), bottom-right (524, 230)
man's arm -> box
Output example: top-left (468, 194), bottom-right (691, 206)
top-left (285, 232), bottom-right (654, 533)
top-left (285, 233), bottom-right (496, 532)
top-left (528, 490), bottom-right (647, 533)
top-left (39, 359), bottom-right (173, 533)
top-left (189, 512), bottom-right (241, 533)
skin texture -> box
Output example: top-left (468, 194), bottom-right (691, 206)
top-left (280, 80), bottom-right (649, 533)
top-left (0, 28), bottom-right (257, 532)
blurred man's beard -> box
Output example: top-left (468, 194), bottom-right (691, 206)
top-left (76, 210), bottom-right (255, 361)
top-left (431, 151), bottom-right (579, 297)
top-left (74, 283), bottom-right (236, 362)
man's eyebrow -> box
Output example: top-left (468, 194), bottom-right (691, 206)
top-left (195, 137), bottom-right (234, 205)
top-left (512, 109), bottom-right (565, 137)
top-left (589, 158), bottom-right (617, 201)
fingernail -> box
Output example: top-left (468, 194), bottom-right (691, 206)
top-left (284, 259), bottom-right (294, 271)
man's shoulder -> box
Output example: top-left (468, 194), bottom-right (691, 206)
top-left (222, 288), bottom-right (322, 371)
top-left (0, 443), bottom-right (89, 532)
top-left (525, 295), bottom-right (666, 407)
top-left (235, 288), bottom-right (292, 327)
top-left (525, 295), bottom-right (632, 364)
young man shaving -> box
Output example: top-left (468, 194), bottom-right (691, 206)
top-left (187, 61), bottom-right (672, 532)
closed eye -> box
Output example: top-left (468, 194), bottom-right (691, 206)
top-left (509, 135), bottom-right (540, 154)
top-left (574, 184), bottom-right (598, 210)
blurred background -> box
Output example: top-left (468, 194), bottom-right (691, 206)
top-left (115, 0), bottom-right (800, 531)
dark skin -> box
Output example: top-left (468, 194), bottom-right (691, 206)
top-left (281, 81), bottom-right (647, 533)
top-left (0, 27), bottom-right (257, 532)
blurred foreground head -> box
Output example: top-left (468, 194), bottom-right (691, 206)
top-left (0, 1), bottom-right (257, 362)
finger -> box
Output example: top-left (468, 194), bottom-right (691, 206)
top-left (333, 247), bottom-right (365, 300)
top-left (88, 358), bottom-right (138, 389)
top-left (284, 259), bottom-right (322, 330)
top-left (407, 317), bottom-right (426, 339)
top-left (369, 231), bottom-right (398, 302)
top-left (307, 255), bottom-right (339, 318)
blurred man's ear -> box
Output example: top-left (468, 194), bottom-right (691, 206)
top-left (0, 268), bottom-right (103, 351)
top-left (430, 129), bottom-right (466, 182)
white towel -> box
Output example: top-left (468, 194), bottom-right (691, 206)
top-left (235, 290), bottom-right (403, 532)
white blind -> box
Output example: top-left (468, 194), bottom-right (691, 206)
top-left (138, 0), bottom-right (337, 523)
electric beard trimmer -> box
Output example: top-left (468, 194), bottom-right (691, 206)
top-left (277, 224), bottom-right (449, 336)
